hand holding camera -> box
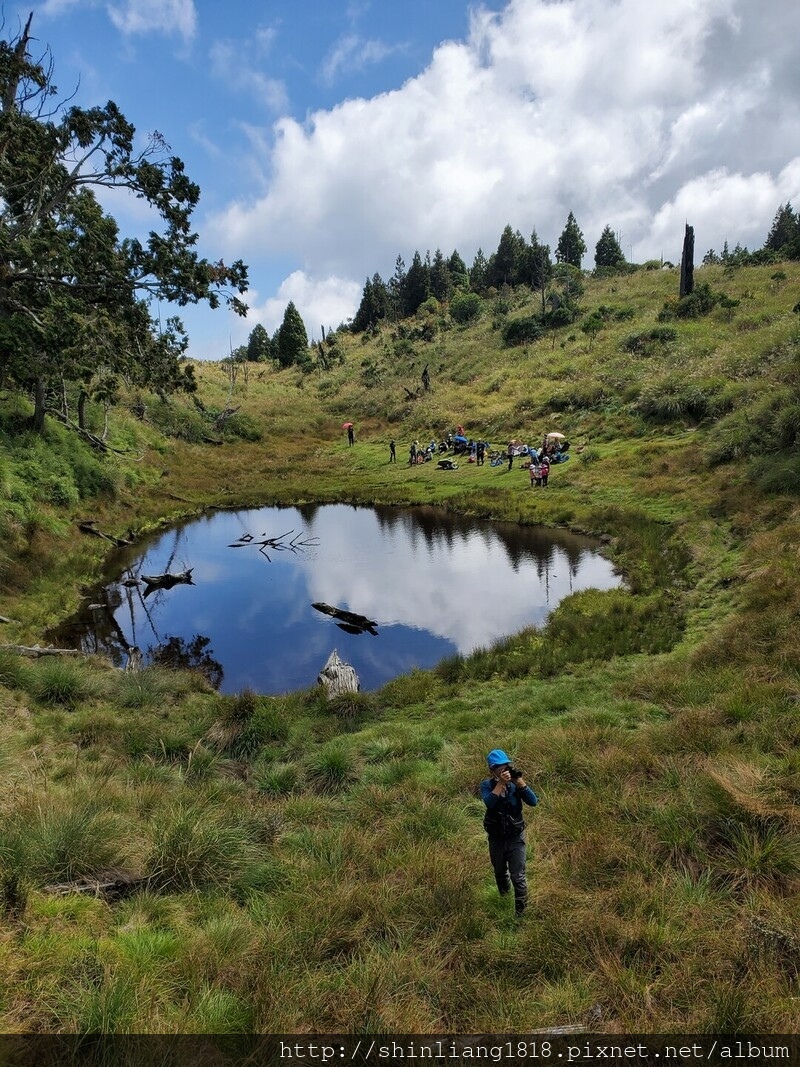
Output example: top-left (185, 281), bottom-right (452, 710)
top-left (494, 765), bottom-right (527, 790)
top-left (509, 766), bottom-right (527, 789)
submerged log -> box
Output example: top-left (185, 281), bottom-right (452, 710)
top-left (312, 602), bottom-right (378, 635)
top-left (141, 568), bottom-right (194, 592)
top-left (317, 649), bottom-right (360, 699)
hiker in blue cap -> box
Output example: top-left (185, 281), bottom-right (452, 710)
top-left (481, 749), bottom-right (538, 916)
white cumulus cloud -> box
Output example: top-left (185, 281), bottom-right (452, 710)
top-left (250, 271), bottom-right (363, 337)
top-left (205, 0), bottom-right (800, 326)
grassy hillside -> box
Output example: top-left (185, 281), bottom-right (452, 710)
top-left (0, 262), bottom-right (798, 1034)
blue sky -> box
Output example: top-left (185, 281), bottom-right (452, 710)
top-left (8, 0), bottom-right (800, 358)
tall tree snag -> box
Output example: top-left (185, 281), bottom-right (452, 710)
top-left (680, 223), bottom-right (695, 298)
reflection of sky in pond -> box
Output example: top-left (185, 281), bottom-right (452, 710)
top-left (55, 504), bottom-right (621, 694)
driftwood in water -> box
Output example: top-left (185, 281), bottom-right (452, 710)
top-left (0, 643), bottom-right (82, 658)
top-left (228, 528), bottom-right (319, 561)
top-left (312, 602), bottom-right (378, 635)
top-left (317, 649), bottom-right (360, 699)
top-left (77, 520), bottom-right (133, 547)
top-left (141, 569), bottom-right (194, 596)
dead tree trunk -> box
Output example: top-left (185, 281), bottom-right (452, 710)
top-left (680, 223), bottom-right (695, 298)
top-left (317, 650), bottom-right (360, 699)
top-left (33, 376), bottom-right (46, 433)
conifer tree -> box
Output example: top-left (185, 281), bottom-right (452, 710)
top-left (486, 225), bottom-right (526, 288)
top-left (246, 323), bottom-right (272, 362)
top-left (524, 230), bottom-right (552, 312)
top-left (447, 249), bottom-right (468, 280)
top-left (388, 255), bottom-right (406, 319)
top-left (430, 249), bottom-right (452, 302)
top-left (765, 203), bottom-right (798, 254)
top-left (556, 211), bottom-right (587, 269)
top-left (276, 301), bottom-right (309, 367)
top-left (403, 250), bottom-right (430, 315)
top-left (352, 274), bottom-right (388, 332)
top-left (469, 248), bottom-right (488, 291)
top-left (594, 225), bottom-right (625, 269)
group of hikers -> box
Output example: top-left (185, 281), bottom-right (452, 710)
top-left (401, 426), bottom-right (570, 484)
top-left (345, 422), bottom-right (569, 490)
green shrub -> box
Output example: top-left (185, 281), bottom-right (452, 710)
top-left (393, 338), bottom-right (415, 358)
top-left (147, 399), bottom-right (209, 442)
top-left (502, 316), bottom-right (543, 346)
top-left (42, 477), bottom-right (79, 507)
top-left (622, 327), bottom-right (678, 353)
top-left (222, 412), bottom-right (262, 442)
top-left (417, 296), bottom-right (440, 317)
top-left (542, 303), bottom-right (580, 329)
top-left (659, 282), bottom-right (726, 321)
top-left (450, 291), bottom-right (483, 325)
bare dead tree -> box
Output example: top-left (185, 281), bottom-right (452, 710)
top-left (680, 223), bottom-right (695, 298)
top-left (227, 529), bottom-right (319, 562)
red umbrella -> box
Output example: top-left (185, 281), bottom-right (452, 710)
top-left (342, 422), bottom-right (353, 429)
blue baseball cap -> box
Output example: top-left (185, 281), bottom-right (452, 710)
top-left (487, 749), bottom-right (512, 768)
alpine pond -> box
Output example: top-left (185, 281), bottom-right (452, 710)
top-left (54, 504), bottom-right (621, 693)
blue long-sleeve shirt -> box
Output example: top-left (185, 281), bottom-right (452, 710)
top-left (481, 778), bottom-right (539, 814)
top-left (481, 777), bottom-right (538, 838)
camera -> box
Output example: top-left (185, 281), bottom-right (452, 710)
top-left (508, 766), bottom-right (524, 780)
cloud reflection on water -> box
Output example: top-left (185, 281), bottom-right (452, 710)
top-left (55, 504), bottom-right (621, 694)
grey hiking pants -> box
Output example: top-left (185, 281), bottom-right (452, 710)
top-left (488, 834), bottom-right (528, 912)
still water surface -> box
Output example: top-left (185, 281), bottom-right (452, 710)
top-left (54, 504), bottom-right (621, 693)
